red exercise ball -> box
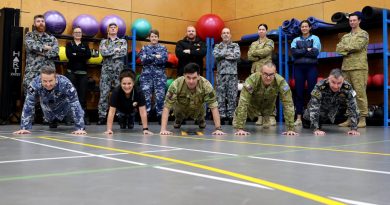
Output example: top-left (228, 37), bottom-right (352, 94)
top-left (367, 75), bottom-right (373, 87)
top-left (372, 74), bottom-right (384, 87)
top-left (317, 76), bottom-right (324, 82)
top-left (195, 14), bottom-right (225, 42)
top-left (289, 79), bottom-right (295, 89)
top-left (167, 53), bottom-right (179, 67)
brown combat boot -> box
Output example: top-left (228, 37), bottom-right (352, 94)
top-left (338, 118), bottom-right (351, 127)
top-left (357, 117), bottom-right (366, 128)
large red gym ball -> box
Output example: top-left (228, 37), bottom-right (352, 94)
top-left (167, 53), bottom-right (179, 67)
top-left (367, 75), bottom-right (373, 87)
top-left (317, 76), bottom-right (324, 82)
top-left (196, 14), bottom-right (225, 42)
top-left (372, 74), bottom-right (384, 87)
top-left (289, 79), bottom-right (295, 89)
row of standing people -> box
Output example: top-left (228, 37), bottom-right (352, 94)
top-left (15, 13), bottom-right (366, 136)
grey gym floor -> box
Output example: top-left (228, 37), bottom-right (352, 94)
top-left (0, 122), bottom-right (389, 205)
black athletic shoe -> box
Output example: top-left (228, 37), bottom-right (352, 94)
top-left (173, 119), bottom-right (182, 129)
top-left (97, 118), bottom-right (106, 125)
top-left (118, 116), bottom-right (127, 129)
top-left (128, 115), bottom-right (135, 129)
top-left (49, 120), bottom-right (58, 128)
top-left (198, 119), bottom-right (206, 129)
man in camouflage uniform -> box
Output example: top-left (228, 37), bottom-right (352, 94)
top-left (247, 24), bottom-right (276, 126)
top-left (97, 22), bottom-right (128, 125)
top-left (159, 63), bottom-right (225, 135)
top-left (13, 66), bottom-right (86, 135)
top-left (139, 29), bottom-right (168, 121)
top-left (302, 69), bottom-right (360, 136)
top-left (24, 14), bottom-right (59, 95)
top-left (336, 12), bottom-right (368, 128)
top-left (213, 28), bottom-right (241, 125)
top-left (233, 62), bottom-right (298, 136)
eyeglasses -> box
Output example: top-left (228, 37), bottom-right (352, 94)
top-left (262, 72), bottom-right (275, 78)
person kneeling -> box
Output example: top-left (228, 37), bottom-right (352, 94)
top-left (104, 69), bottom-right (153, 135)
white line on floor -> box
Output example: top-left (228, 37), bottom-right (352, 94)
top-left (0, 135), bottom-right (146, 166)
top-left (154, 166), bottom-right (273, 190)
top-left (248, 156), bottom-right (390, 175)
top-left (0, 153), bottom-right (128, 164)
top-left (39, 130), bottom-right (239, 156)
top-left (329, 196), bottom-right (378, 205)
top-left (142, 148), bottom-right (183, 153)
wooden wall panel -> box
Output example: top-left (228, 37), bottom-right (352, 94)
top-left (323, 0), bottom-right (385, 22)
top-left (235, 0), bottom-right (327, 19)
top-left (52, 0), bottom-right (132, 12)
top-left (132, 0), bottom-right (211, 21)
top-left (0, 0), bottom-right (21, 8)
top-left (211, 0), bottom-right (236, 21)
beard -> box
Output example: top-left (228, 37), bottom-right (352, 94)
top-left (36, 25), bottom-right (45, 32)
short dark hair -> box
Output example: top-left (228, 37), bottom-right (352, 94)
top-left (349, 12), bottom-right (361, 20)
top-left (72, 26), bottom-right (82, 31)
top-left (34, 14), bottom-right (44, 21)
top-left (299, 20), bottom-right (312, 28)
top-left (329, 68), bottom-right (344, 78)
top-left (183, 63), bottom-right (199, 75)
top-left (119, 69), bottom-right (136, 82)
top-left (108, 22), bottom-right (117, 27)
top-left (258, 24), bottom-right (268, 30)
top-left (40, 66), bottom-right (56, 75)
top-left (149, 29), bottom-right (159, 37)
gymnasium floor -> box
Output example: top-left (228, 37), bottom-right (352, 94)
top-left (0, 122), bottom-right (389, 205)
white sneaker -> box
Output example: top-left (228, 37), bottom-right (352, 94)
top-left (294, 119), bottom-right (302, 126)
top-left (255, 116), bottom-right (263, 126)
top-left (269, 117), bottom-right (276, 126)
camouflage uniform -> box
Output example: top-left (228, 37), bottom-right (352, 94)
top-left (164, 76), bottom-right (218, 121)
top-left (98, 37), bottom-right (127, 118)
top-left (24, 30), bottom-right (59, 93)
top-left (303, 79), bottom-right (359, 130)
top-left (20, 75), bottom-right (85, 130)
top-left (213, 41), bottom-right (241, 119)
top-left (233, 72), bottom-right (295, 131)
top-left (336, 28), bottom-right (369, 117)
top-left (247, 38), bottom-right (274, 73)
top-left (139, 43), bottom-right (168, 116)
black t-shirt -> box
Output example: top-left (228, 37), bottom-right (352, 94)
top-left (109, 86), bottom-right (146, 114)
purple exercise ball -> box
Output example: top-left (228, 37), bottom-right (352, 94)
top-left (72, 14), bottom-right (99, 37)
top-left (44, 10), bottom-right (67, 34)
top-left (100, 15), bottom-right (127, 37)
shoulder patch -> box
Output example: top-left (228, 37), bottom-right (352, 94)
top-left (28, 85), bottom-right (35, 95)
top-left (245, 84), bottom-right (254, 94)
top-left (344, 84), bottom-right (350, 89)
top-left (351, 90), bottom-right (357, 98)
top-left (167, 92), bottom-right (175, 100)
top-left (311, 89), bottom-right (321, 98)
top-left (283, 85), bottom-right (290, 91)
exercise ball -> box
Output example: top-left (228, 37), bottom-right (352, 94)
top-left (167, 53), bottom-right (178, 67)
top-left (136, 74), bottom-right (141, 83)
top-left (195, 14), bottom-right (225, 42)
top-left (372, 74), bottom-right (384, 87)
top-left (58, 46), bottom-right (68, 61)
top-left (131, 18), bottom-right (152, 39)
top-left (44, 10), bottom-right (66, 34)
top-left (87, 53), bottom-right (103, 64)
top-left (367, 75), bottom-right (373, 87)
top-left (72, 14), bottom-right (99, 37)
top-left (166, 78), bottom-right (175, 90)
top-left (100, 15), bottom-right (127, 37)
top-left (289, 79), bottom-right (295, 89)
top-left (317, 76), bottom-right (324, 82)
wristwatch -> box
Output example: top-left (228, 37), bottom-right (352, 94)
top-left (215, 126), bottom-right (222, 131)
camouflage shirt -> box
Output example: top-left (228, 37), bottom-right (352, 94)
top-left (336, 28), bottom-right (369, 71)
top-left (25, 30), bottom-right (59, 73)
top-left (99, 37), bottom-right (127, 67)
top-left (213, 41), bottom-right (241, 74)
top-left (164, 76), bottom-right (218, 110)
top-left (139, 43), bottom-right (168, 73)
top-left (247, 38), bottom-right (274, 73)
top-left (21, 75), bottom-right (85, 130)
top-left (234, 73), bottom-right (295, 130)
top-left (304, 79), bottom-right (359, 130)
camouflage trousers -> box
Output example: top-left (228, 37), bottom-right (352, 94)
top-left (140, 71), bottom-right (166, 116)
top-left (23, 69), bottom-right (40, 96)
top-left (174, 105), bottom-right (206, 121)
top-left (343, 70), bottom-right (368, 117)
top-left (234, 103), bottom-right (275, 122)
top-left (216, 74), bottom-right (237, 118)
top-left (98, 67), bottom-right (121, 118)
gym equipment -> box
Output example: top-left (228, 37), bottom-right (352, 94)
top-left (100, 14), bottom-right (127, 37)
top-left (166, 78), bottom-right (174, 90)
top-left (367, 75), bottom-right (373, 87)
top-left (58, 46), bottom-right (68, 61)
top-left (307, 16), bottom-right (335, 30)
top-left (196, 14), bottom-right (225, 42)
top-left (72, 14), bottom-right (99, 37)
top-left (87, 52), bottom-right (103, 64)
top-left (363, 6), bottom-right (390, 22)
top-left (44, 10), bottom-right (66, 34)
top-left (167, 53), bottom-right (178, 67)
top-left (289, 79), bottom-right (295, 89)
top-left (331, 12), bottom-right (349, 24)
top-left (372, 73), bottom-right (384, 87)
top-left (131, 18), bottom-right (152, 39)
top-left (317, 76), bottom-right (324, 82)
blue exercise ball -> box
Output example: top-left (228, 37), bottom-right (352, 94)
top-left (44, 10), bottom-right (67, 34)
top-left (72, 14), bottom-right (99, 37)
top-left (100, 15), bottom-right (127, 37)
top-left (131, 18), bottom-right (152, 39)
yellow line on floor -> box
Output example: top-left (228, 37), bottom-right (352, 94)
top-left (167, 135), bottom-right (390, 156)
top-left (39, 136), bottom-right (344, 205)
top-left (181, 131), bottom-right (188, 136)
top-left (196, 132), bottom-right (204, 136)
